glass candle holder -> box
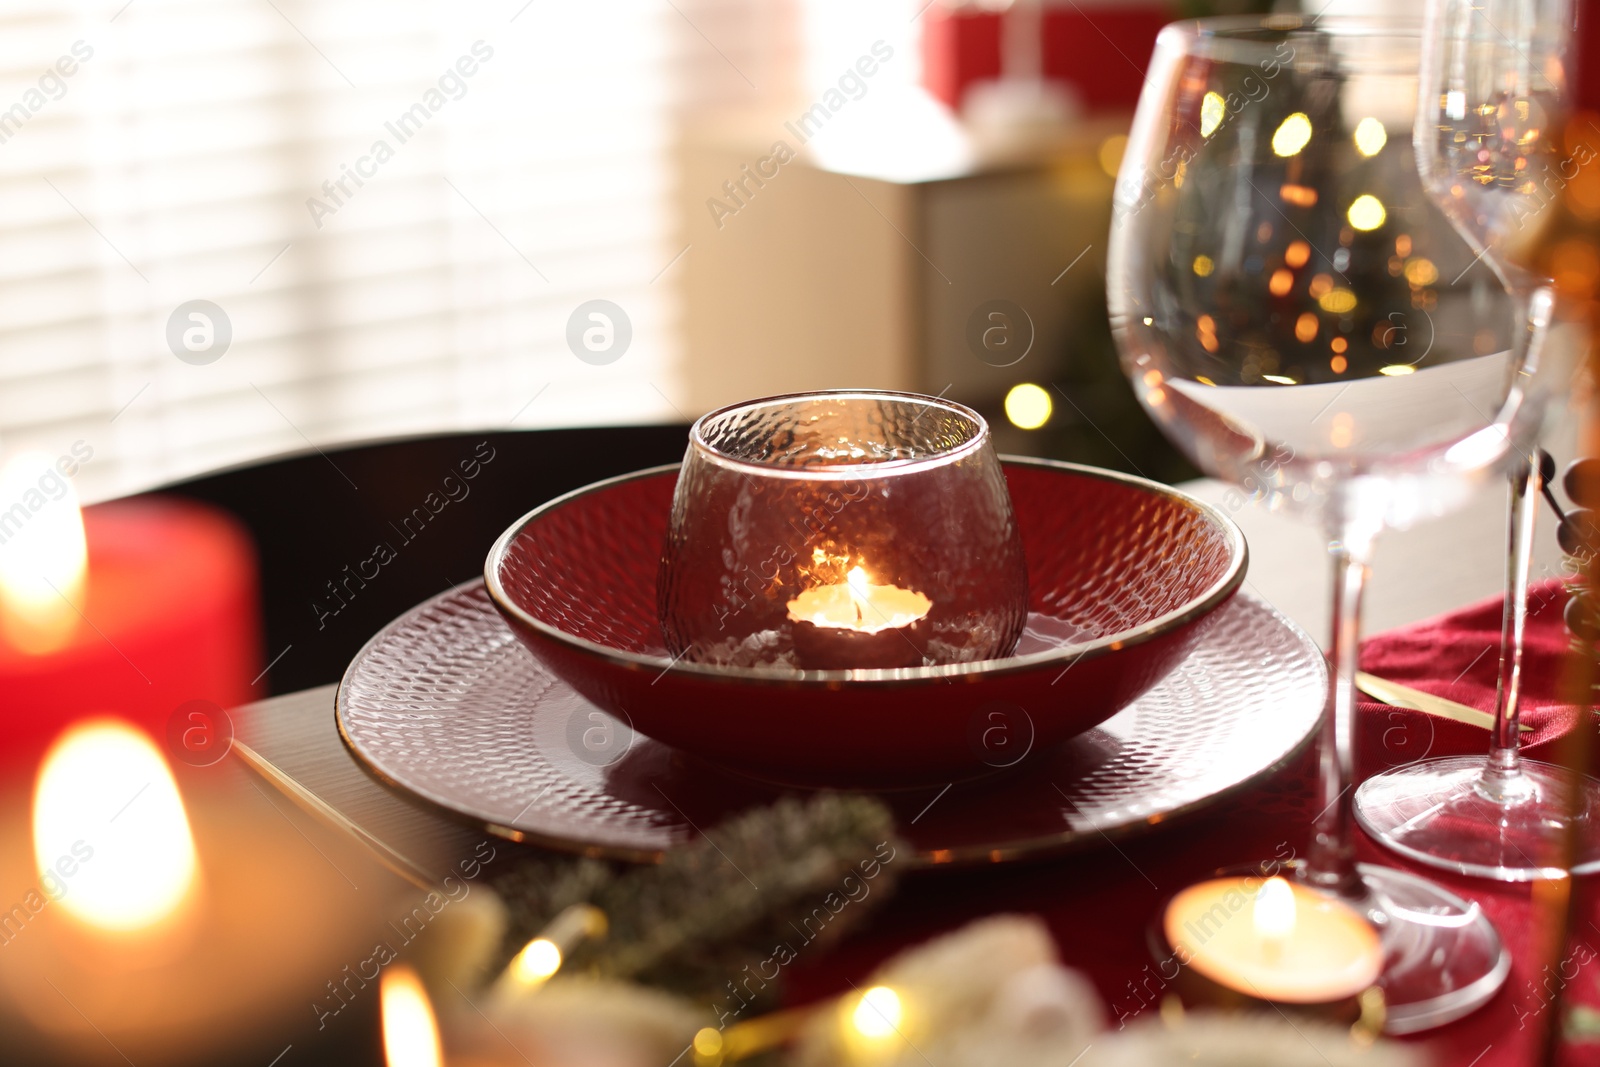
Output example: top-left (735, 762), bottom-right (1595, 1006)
top-left (658, 390), bottom-right (1029, 671)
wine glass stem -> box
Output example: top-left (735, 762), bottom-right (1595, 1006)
top-left (1307, 518), bottom-right (1381, 899)
top-left (1485, 453), bottom-right (1540, 792)
top-left (1479, 280), bottom-right (1555, 798)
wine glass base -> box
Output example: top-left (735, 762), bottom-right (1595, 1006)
top-left (1353, 862), bottom-right (1511, 1034)
top-left (1355, 757), bottom-right (1600, 881)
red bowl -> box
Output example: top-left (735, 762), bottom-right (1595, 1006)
top-left (485, 458), bottom-right (1247, 787)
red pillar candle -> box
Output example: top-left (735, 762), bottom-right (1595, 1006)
top-left (0, 492), bottom-right (261, 763)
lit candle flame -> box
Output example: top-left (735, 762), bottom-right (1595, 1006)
top-left (33, 720), bottom-right (198, 931)
top-left (491, 903), bottom-right (605, 1005)
top-left (846, 566), bottom-right (871, 623)
top-left (787, 567), bottom-right (931, 635)
top-left (1254, 876), bottom-right (1297, 947)
top-left (851, 985), bottom-right (902, 1039)
top-left (382, 965), bottom-right (444, 1067)
top-left (510, 937), bottom-right (562, 985)
top-left (0, 450), bottom-right (87, 654)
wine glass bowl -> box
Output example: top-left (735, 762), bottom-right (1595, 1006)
top-left (484, 458), bottom-right (1246, 787)
top-left (658, 391), bottom-right (1029, 671)
top-left (1415, 0), bottom-right (1573, 277)
top-left (1111, 18), bottom-right (1523, 528)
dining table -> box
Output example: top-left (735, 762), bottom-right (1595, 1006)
top-left (117, 415), bottom-right (1600, 1067)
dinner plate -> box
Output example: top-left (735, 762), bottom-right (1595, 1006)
top-left (337, 582), bottom-right (1325, 867)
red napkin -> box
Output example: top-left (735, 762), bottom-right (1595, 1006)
top-left (1357, 578), bottom-right (1589, 784)
top-left (1353, 578), bottom-right (1600, 1065)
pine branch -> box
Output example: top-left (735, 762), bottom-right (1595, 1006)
top-left (488, 793), bottom-right (905, 1006)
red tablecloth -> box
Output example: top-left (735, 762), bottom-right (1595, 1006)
top-left (787, 581), bottom-right (1600, 1066)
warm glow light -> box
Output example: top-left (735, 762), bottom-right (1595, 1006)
top-left (512, 938), bottom-right (563, 984)
top-left (1098, 134), bottom-right (1127, 177)
top-left (1268, 269), bottom-right (1293, 296)
top-left (1352, 117), bottom-right (1387, 157)
top-left (0, 450), bottom-right (88, 654)
top-left (1254, 877), bottom-right (1297, 942)
top-left (1280, 184), bottom-right (1318, 207)
top-left (852, 986), bottom-right (902, 1039)
top-left (1294, 312), bottom-right (1319, 343)
top-left (33, 720), bottom-right (197, 931)
top-left (1379, 364), bottom-right (1416, 376)
top-left (1318, 288), bottom-right (1358, 314)
top-left (1004, 383), bottom-right (1052, 430)
top-left (1200, 91), bottom-right (1226, 137)
top-left (382, 965), bottom-right (444, 1067)
top-left (1192, 254), bottom-right (1215, 277)
top-left (1403, 258), bottom-right (1439, 287)
top-left (1347, 194), bottom-right (1386, 231)
top-left (1272, 113), bottom-right (1313, 157)
top-left (694, 1028), bottom-right (724, 1058)
top-left (1285, 241), bottom-right (1311, 268)
top-left (1262, 374), bottom-right (1298, 385)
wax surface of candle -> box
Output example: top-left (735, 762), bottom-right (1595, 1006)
top-left (0, 498), bottom-right (260, 762)
top-left (1164, 876), bottom-right (1381, 1002)
top-left (786, 567), bottom-right (932, 633)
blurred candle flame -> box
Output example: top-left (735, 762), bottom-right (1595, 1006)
top-left (33, 720), bottom-right (197, 931)
top-left (510, 937), bottom-right (562, 985)
top-left (0, 450), bottom-right (87, 654)
top-left (1254, 877), bottom-right (1297, 946)
top-left (382, 965), bottom-right (444, 1067)
top-left (851, 985), bottom-right (902, 1039)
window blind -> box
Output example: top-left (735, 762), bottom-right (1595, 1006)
top-left (0, 0), bottom-right (687, 501)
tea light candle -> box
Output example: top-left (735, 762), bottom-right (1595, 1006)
top-left (1163, 876), bottom-right (1382, 1004)
top-left (786, 566), bottom-right (932, 670)
top-left (0, 720), bottom-right (384, 1061)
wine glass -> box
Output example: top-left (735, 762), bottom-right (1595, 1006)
top-left (1107, 15), bottom-right (1548, 1030)
top-left (1350, 0), bottom-right (1600, 880)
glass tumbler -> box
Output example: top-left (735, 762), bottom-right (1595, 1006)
top-left (658, 390), bottom-right (1029, 672)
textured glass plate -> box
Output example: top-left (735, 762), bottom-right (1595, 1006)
top-left (337, 583), bottom-right (1325, 867)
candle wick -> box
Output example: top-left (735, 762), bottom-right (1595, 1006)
top-left (855, 602), bottom-right (863, 624)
